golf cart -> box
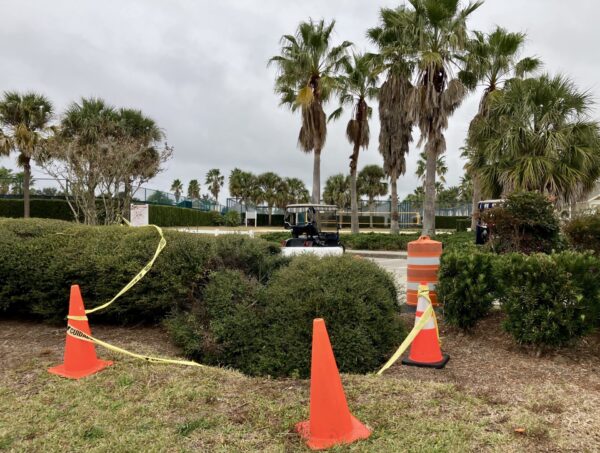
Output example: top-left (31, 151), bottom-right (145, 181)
top-left (476, 199), bottom-right (504, 244)
top-left (281, 204), bottom-right (345, 257)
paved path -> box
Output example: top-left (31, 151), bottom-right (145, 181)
top-left (349, 250), bottom-right (408, 305)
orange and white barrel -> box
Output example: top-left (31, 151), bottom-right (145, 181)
top-left (406, 236), bottom-right (442, 306)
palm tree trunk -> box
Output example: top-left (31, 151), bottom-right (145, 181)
top-left (268, 206), bottom-right (273, 226)
top-left (369, 198), bottom-right (374, 229)
top-left (312, 149), bottom-right (321, 204)
top-left (350, 143), bottom-right (360, 234)
top-left (423, 148), bottom-right (437, 236)
top-left (23, 157), bottom-right (31, 218)
top-left (471, 175), bottom-right (482, 230)
top-left (390, 177), bottom-right (399, 234)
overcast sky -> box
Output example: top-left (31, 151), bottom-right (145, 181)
top-left (1, 0), bottom-right (598, 202)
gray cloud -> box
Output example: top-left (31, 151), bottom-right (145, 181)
top-left (1, 0), bottom-right (598, 202)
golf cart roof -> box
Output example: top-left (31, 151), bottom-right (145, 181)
top-left (285, 204), bottom-right (338, 213)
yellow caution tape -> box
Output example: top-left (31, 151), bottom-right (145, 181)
top-left (85, 219), bottom-right (167, 315)
top-left (376, 285), bottom-right (440, 375)
top-left (66, 325), bottom-right (204, 368)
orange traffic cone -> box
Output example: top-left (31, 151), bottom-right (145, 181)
top-left (296, 319), bottom-right (371, 450)
top-left (402, 283), bottom-right (449, 369)
top-left (48, 285), bottom-right (113, 379)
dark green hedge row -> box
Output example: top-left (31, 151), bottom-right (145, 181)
top-left (147, 204), bottom-right (217, 227)
top-left (0, 218), bottom-right (404, 378)
top-left (0, 198), bottom-right (75, 221)
top-left (438, 249), bottom-right (600, 347)
top-left (259, 231), bottom-right (475, 251)
top-left (435, 216), bottom-right (469, 229)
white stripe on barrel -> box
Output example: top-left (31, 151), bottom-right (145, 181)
top-left (407, 282), bottom-right (437, 291)
top-left (406, 256), bottom-right (441, 266)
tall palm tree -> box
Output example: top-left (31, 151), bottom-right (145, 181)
top-left (170, 179), bottom-right (183, 203)
top-left (358, 164), bottom-right (388, 228)
top-left (415, 151), bottom-right (447, 185)
top-left (323, 173), bottom-right (350, 225)
top-left (269, 19), bottom-right (352, 203)
top-left (461, 26), bottom-right (541, 227)
top-left (368, 6), bottom-right (417, 234)
top-left (257, 172), bottom-right (282, 226)
top-left (329, 53), bottom-right (379, 233)
top-left (205, 168), bottom-right (224, 203)
top-left (471, 74), bottom-right (600, 205)
top-left (187, 179), bottom-right (200, 199)
top-left (0, 91), bottom-right (53, 218)
top-left (402, 0), bottom-right (482, 235)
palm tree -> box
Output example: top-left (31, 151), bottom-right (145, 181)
top-left (0, 166), bottom-right (13, 195)
top-left (358, 165), bottom-right (388, 229)
top-left (471, 74), bottom-right (600, 206)
top-left (117, 108), bottom-right (164, 218)
top-left (171, 179), bottom-right (183, 203)
top-left (323, 173), bottom-right (350, 225)
top-left (187, 179), bottom-right (200, 199)
top-left (269, 19), bottom-right (352, 203)
top-left (0, 91), bottom-right (53, 218)
top-left (205, 168), bottom-right (224, 203)
top-left (415, 151), bottom-right (447, 185)
top-left (229, 168), bottom-right (257, 210)
top-left (401, 0), bottom-right (483, 235)
top-left (329, 53), bottom-right (379, 233)
top-left (461, 26), bottom-right (541, 228)
top-left (368, 6), bottom-right (417, 234)
top-left (257, 172), bottom-right (282, 226)
top-left (285, 177), bottom-right (310, 204)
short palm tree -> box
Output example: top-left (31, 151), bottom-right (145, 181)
top-left (187, 179), bottom-right (200, 199)
top-left (0, 91), bottom-right (53, 218)
top-left (461, 26), bottom-right (540, 227)
top-left (368, 6), bottom-right (417, 234)
top-left (269, 19), bottom-right (351, 203)
top-left (323, 173), bottom-right (350, 225)
top-left (229, 168), bottom-right (257, 210)
top-left (170, 179), bottom-right (183, 203)
top-left (285, 177), bottom-right (310, 204)
top-left (205, 168), bottom-right (224, 203)
top-left (330, 53), bottom-right (379, 233)
top-left (415, 151), bottom-right (447, 185)
top-left (358, 165), bottom-right (388, 228)
top-left (471, 74), bottom-right (600, 206)
top-left (402, 0), bottom-right (482, 235)
top-left (257, 172), bottom-right (283, 226)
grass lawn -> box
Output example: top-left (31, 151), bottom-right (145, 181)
top-left (1, 315), bottom-right (599, 452)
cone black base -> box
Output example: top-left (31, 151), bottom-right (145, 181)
top-left (402, 354), bottom-right (450, 369)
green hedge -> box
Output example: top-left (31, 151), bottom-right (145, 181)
top-left (0, 218), bottom-right (284, 323)
top-left (0, 218), bottom-right (404, 378)
top-left (147, 204), bottom-right (215, 227)
top-left (0, 198), bottom-right (75, 221)
top-left (435, 216), bottom-right (469, 229)
top-left (438, 247), bottom-right (600, 345)
top-left (259, 231), bottom-right (475, 252)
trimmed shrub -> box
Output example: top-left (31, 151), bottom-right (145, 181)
top-left (438, 250), bottom-right (497, 330)
top-left (497, 254), bottom-right (590, 347)
top-left (0, 219), bottom-right (285, 324)
top-left (148, 204), bottom-right (213, 227)
top-left (167, 255), bottom-right (405, 378)
top-left (552, 251), bottom-right (600, 328)
top-left (0, 198), bottom-right (75, 221)
top-left (482, 191), bottom-right (560, 254)
top-left (564, 212), bottom-right (600, 254)
top-left (341, 233), bottom-right (420, 250)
